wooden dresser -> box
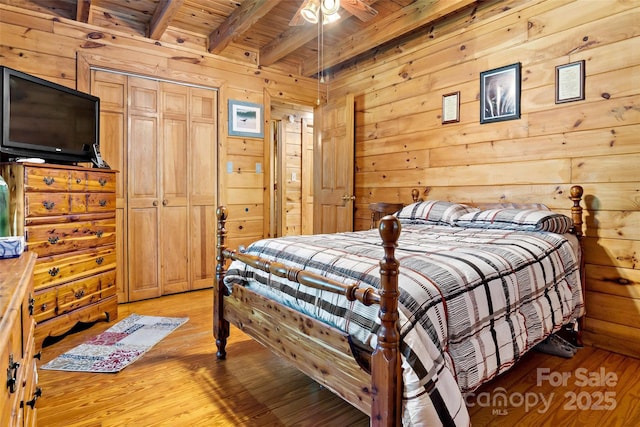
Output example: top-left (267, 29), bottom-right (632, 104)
top-left (1, 163), bottom-right (118, 350)
top-left (0, 252), bottom-right (40, 426)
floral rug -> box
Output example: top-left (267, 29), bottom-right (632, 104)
top-left (40, 313), bottom-right (189, 373)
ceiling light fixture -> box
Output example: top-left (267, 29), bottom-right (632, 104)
top-left (320, 0), bottom-right (340, 16)
top-left (302, 0), bottom-right (341, 24)
top-left (301, 2), bottom-right (319, 24)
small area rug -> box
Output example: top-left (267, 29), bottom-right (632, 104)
top-left (40, 313), bottom-right (189, 373)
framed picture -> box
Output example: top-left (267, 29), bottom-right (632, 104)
top-left (480, 63), bottom-right (521, 124)
top-left (556, 60), bottom-right (585, 104)
top-left (228, 100), bottom-right (264, 138)
top-left (442, 91), bottom-right (460, 124)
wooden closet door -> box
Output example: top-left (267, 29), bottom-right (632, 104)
top-left (189, 87), bottom-right (217, 290)
top-left (127, 76), bottom-right (161, 301)
top-left (160, 83), bottom-right (189, 295)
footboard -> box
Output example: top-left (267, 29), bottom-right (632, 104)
top-left (215, 206), bottom-right (403, 426)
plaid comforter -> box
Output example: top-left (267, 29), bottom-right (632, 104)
top-left (224, 223), bottom-right (584, 426)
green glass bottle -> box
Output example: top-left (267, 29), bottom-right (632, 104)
top-left (0, 174), bottom-right (10, 237)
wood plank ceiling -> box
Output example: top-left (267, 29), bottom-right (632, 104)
top-left (3, 0), bottom-right (479, 77)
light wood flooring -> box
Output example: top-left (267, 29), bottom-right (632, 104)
top-left (37, 289), bottom-right (640, 426)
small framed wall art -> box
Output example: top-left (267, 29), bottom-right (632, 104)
top-left (442, 91), bottom-right (460, 124)
top-left (555, 60), bottom-right (585, 104)
top-left (480, 62), bottom-right (521, 124)
top-left (228, 100), bottom-right (264, 138)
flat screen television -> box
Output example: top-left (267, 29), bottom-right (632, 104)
top-left (1, 66), bottom-right (99, 164)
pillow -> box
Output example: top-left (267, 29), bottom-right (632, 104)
top-left (474, 202), bottom-right (550, 211)
top-left (394, 200), bottom-right (479, 225)
top-left (454, 208), bottom-right (573, 233)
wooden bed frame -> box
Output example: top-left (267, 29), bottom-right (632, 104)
top-left (214, 186), bottom-right (585, 426)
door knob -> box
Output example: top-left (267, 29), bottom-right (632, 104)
top-left (162, 199), bottom-right (168, 206)
top-left (152, 200), bottom-right (158, 207)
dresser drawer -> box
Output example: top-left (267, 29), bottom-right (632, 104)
top-left (34, 269), bottom-right (116, 322)
top-left (0, 312), bottom-right (24, 425)
top-left (58, 269), bottom-right (116, 315)
top-left (33, 245), bottom-right (117, 290)
top-left (0, 342), bottom-right (21, 426)
top-left (21, 166), bottom-right (117, 193)
top-left (25, 193), bottom-right (71, 217)
top-left (26, 219), bottom-right (116, 257)
top-left (69, 170), bottom-right (87, 192)
top-left (33, 290), bottom-right (57, 323)
top-left (24, 192), bottom-right (116, 217)
top-left (87, 172), bottom-right (116, 192)
top-left (22, 335), bottom-right (39, 427)
top-left (23, 167), bottom-right (70, 192)
top-left (87, 193), bottom-right (116, 213)
top-left (21, 288), bottom-right (36, 357)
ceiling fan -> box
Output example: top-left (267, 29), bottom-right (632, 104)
top-left (289, 0), bottom-right (378, 26)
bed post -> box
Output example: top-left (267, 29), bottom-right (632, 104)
top-left (371, 215), bottom-right (402, 427)
top-left (215, 206), bottom-right (230, 360)
top-left (569, 185), bottom-right (584, 237)
top-left (567, 185), bottom-right (585, 346)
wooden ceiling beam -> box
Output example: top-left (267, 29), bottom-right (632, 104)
top-left (301, 0), bottom-right (478, 76)
top-left (148, 0), bottom-right (184, 40)
top-left (260, 24), bottom-right (319, 67)
top-left (340, 0), bottom-right (378, 22)
top-left (208, 0), bottom-right (282, 55)
top-left (76, 0), bottom-right (91, 23)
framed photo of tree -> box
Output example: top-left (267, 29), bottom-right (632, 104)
top-left (480, 63), bottom-right (521, 124)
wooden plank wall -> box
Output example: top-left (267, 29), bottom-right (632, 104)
top-left (330, 0), bottom-right (640, 358)
top-left (0, 3), bottom-right (319, 253)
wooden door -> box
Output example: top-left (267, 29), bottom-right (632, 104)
top-left (159, 83), bottom-right (190, 295)
top-left (188, 87), bottom-right (217, 290)
top-left (313, 94), bottom-right (355, 234)
top-left (127, 76), bottom-right (161, 301)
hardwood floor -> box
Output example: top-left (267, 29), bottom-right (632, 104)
top-left (37, 289), bottom-right (640, 426)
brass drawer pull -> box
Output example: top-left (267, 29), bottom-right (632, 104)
top-left (48, 267), bottom-right (60, 277)
top-left (48, 236), bottom-right (59, 244)
top-left (43, 201), bottom-right (56, 210)
top-left (76, 178), bottom-right (82, 184)
top-left (43, 177), bottom-right (55, 186)
top-left (99, 177), bottom-right (107, 186)
top-left (99, 200), bottom-right (107, 207)
top-left (74, 289), bottom-right (85, 299)
top-left (96, 257), bottom-right (104, 265)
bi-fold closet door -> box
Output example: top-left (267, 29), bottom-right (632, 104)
top-left (92, 70), bottom-right (217, 302)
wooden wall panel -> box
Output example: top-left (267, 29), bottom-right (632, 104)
top-left (337, 0), bottom-right (640, 357)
